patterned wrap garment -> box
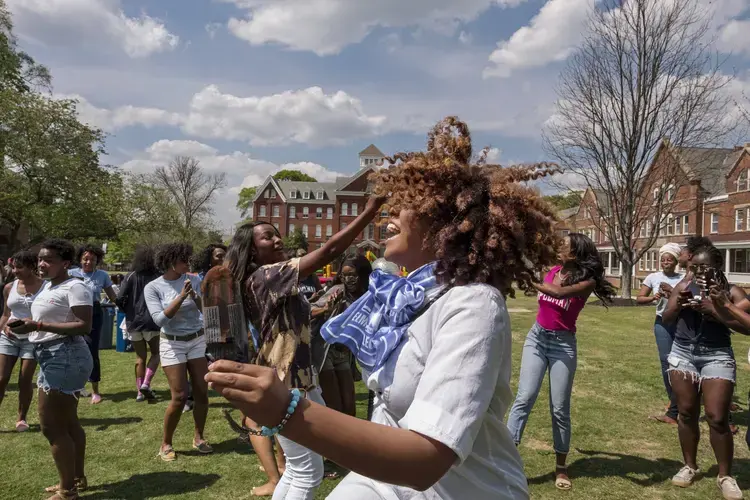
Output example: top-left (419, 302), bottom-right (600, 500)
top-left (245, 258), bottom-right (315, 390)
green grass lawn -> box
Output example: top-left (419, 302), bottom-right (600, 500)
top-left (2, 295), bottom-right (750, 499)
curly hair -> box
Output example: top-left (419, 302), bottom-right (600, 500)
top-left (156, 243), bottom-right (193, 273)
top-left (11, 250), bottom-right (37, 271)
top-left (41, 239), bottom-right (76, 263)
top-left (76, 244), bottom-right (105, 266)
top-left (371, 116), bottom-right (561, 296)
top-left (192, 243), bottom-right (228, 275)
top-left (131, 245), bottom-right (158, 274)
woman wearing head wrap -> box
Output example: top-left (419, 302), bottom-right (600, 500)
top-left (637, 242), bottom-right (685, 424)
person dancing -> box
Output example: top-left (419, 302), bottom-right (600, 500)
top-left (10, 239), bottom-right (94, 500)
top-left (506, 232), bottom-right (616, 490)
top-left (0, 250), bottom-right (44, 431)
top-left (69, 244), bottom-right (117, 404)
top-left (637, 243), bottom-right (684, 424)
top-left (207, 116), bottom-right (560, 499)
top-left (662, 242), bottom-right (747, 500)
top-left (144, 243), bottom-right (212, 461)
top-left (115, 246), bottom-right (161, 402)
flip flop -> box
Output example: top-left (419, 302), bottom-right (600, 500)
top-left (555, 467), bottom-right (572, 491)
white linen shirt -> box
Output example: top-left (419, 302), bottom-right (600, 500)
top-left (328, 283), bottom-right (529, 500)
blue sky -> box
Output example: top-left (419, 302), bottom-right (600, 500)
top-left (6, 0), bottom-right (750, 231)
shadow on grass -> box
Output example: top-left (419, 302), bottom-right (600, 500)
top-left (104, 390), bottom-right (171, 404)
top-left (84, 471), bottom-right (221, 499)
top-left (705, 459), bottom-right (750, 489)
top-left (527, 449), bottom-right (682, 487)
top-left (80, 417), bottom-right (143, 431)
top-left (179, 437), bottom-right (255, 457)
top-left (0, 423), bottom-right (40, 434)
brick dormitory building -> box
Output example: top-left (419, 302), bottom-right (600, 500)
top-left (248, 145), bottom-right (390, 256)
top-left (556, 139), bottom-right (750, 290)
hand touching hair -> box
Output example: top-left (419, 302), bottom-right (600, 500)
top-left (371, 116), bottom-right (561, 297)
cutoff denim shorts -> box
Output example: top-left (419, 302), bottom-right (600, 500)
top-left (0, 333), bottom-right (35, 360)
top-left (34, 336), bottom-right (94, 395)
top-left (667, 341), bottom-right (736, 386)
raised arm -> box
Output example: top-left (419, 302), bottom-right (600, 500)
top-left (707, 286), bottom-right (750, 334)
top-left (145, 280), bottom-right (192, 326)
top-left (532, 279), bottom-right (595, 300)
top-left (298, 196), bottom-right (385, 279)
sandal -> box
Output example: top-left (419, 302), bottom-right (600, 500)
top-left (49, 488), bottom-right (79, 500)
top-left (45, 477), bottom-right (87, 493)
top-left (158, 445), bottom-right (176, 462)
top-left (555, 466), bottom-right (572, 490)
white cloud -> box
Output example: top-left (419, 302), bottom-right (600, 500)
top-left (458, 31), bottom-right (473, 45)
top-left (484, 0), bottom-right (593, 78)
top-left (59, 94), bottom-right (183, 131)
top-left (122, 139), bottom-right (346, 230)
top-left (485, 147), bottom-right (502, 163)
top-left (221, 0), bottom-right (526, 56)
top-left (6, 0), bottom-right (179, 58)
top-left (205, 22), bottom-right (222, 39)
top-left (181, 85), bottom-right (387, 147)
top-left (718, 19), bottom-right (750, 55)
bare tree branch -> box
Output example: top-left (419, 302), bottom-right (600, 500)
top-left (544, 0), bottom-right (739, 297)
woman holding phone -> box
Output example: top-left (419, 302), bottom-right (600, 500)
top-left (0, 250), bottom-right (44, 432)
top-left (662, 242), bottom-right (747, 500)
top-left (144, 243), bottom-right (212, 461)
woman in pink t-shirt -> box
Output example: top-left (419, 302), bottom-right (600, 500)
top-left (507, 233), bottom-right (616, 490)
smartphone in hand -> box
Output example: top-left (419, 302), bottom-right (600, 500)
top-left (7, 319), bottom-right (24, 328)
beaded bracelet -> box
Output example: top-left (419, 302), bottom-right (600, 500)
top-left (248, 389), bottom-right (301, 437)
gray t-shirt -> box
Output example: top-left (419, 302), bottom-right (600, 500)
top-left (643, 271), bottom-right (685, 317)
top-left (144, 274), bottom-right (203, 336)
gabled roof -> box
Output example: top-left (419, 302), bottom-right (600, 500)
top-left (336, 166), bottom-right (376, 193)
top-left (557, 207), bottom-right (578, 220)
top-left (673, 146), bottom-right (738, 197)
top-left (277, 180), bottom-right (338, 204)
top-left (359, 144), bottom-right (384, 157)
top-left (251, 177), bottom-right (286, 203)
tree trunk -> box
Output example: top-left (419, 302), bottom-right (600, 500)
top-left (620, 264), bottom-right (633, 299)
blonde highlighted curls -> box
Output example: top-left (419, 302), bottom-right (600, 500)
top-left (372, 116), bottom-right (561, 297)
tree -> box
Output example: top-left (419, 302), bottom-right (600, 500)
top-left (273, 170), bottom-right (317, 182)
top-left (544, 192), bottom-right (582, 211)
top-left (283, 229), bottom-right (308, 253)
top-left (0, 0), bottom-right (50, 94)
top-left (545, 0), bottom-right (737, 297)
top-left (152, 156), bottom-right (227, 230)
top-left (236, 186), bottom-right (257, 219)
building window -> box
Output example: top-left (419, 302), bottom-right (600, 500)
top-left (711, 213), bottom-right (719, 234)
top-left (682, 215), bottom-right (689, 234)
top-left (380, 224), bottom-right (388, 240)
top-left (316, 190), bottom-right (324, 200)
top-left (738, 170), bottom-right (749, 192)
top-left (259, 206), bottom-right (267, 217)
top-left (303, 191), bottom-right (310, 200)
top-left (380, 209), bottom-right (389, 218)
top-left (645, 220), bottom-right (651, 237)
top-left (675, 215), bottom-right (682, 235)
top-left (302, 224), bottom-right (308, 237)
top-left (366, 223), bottom-right (375, 240)
top-left (315, 225), bottom-right (322, 238)
top-left (272, 205), bottom-right (280, 218)
top-left (289, 223), bottom-right (295, 233)
top-left (289, 190), bottom-right (297, 199)
top-left (289, 206), bottom-right (296, 218)
top-left (327, 207), bottom-right (333, 219)
top-left (316, 207), bottom-right (323, 219)
top-left (341, 222), bottom-right (348, 230)
top-left (667, 185), bottom-right (675, 202)
top-left (352, 203), bottom-right (359, 216)
top-left (737, 209), bottom-right (745, 232)
top-left (667, 214), bottom-right (674, 235)
top-left (326, 225), bottom-right (332, 237)
top-left (731, 249), bottom-right (750, 273)
top-left (303, 207), bottom-right (309, 219)
top-left (747, 208), bottom-right (750, 231)
top-left (639, 257), bottom-right (644, 271)
top-left (653, 187), bottom-right (660, 206)
top-left (341, 203), bottom-right (349, 216)
top-left (268, 189), bottom-right (276, 199)
top-left (273, 222), bottom-right (279, 230)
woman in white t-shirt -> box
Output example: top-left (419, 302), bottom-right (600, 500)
top-left (636, 243), bottom-right (684, 425)
top-left (10, 239), bottom-right (93, 500)
top-left (206, 118), bottom-right (560, 499)
top-left (0, 250), bottom-right (44, 432)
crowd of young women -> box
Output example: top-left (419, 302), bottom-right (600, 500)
top-left (4, 116), bottom-right (750, 500)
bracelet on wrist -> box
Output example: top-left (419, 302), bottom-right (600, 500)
top-left (247, 389), bottom-right (301, 438)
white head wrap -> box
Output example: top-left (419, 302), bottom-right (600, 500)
top-left (659, 243), bottom-right (681, 260)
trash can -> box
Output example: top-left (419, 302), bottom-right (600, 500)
top-left (100, 303), bottom-right (115, 350)
top-left (116, 310), bottom-right (130, 353)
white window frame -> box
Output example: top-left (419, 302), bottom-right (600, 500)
top-left (315, 225), bottom-right (322, 238)
top-left (289, 190), bottom-right (297, 199)
top-left (682, 215), bottom-right (689, 235)
top-left (327, 207), bottom-right (333, 219)
top-left (737, 209), bottom-right (745, 232)
top-left (675, 215), bottom-right (681, 235)
top-left (302, 224), bottom-right (308, 237)
top-left (667, 214), bottom-right (674, 236)
top-left (667, 184), bottom-right (675, 202)
top-left (273, 222), bottom-right (279, 230)
top-left (316, 207), bottom-right (323, 219)
top-left (289, 206), bottom-right (296, 219)
top-left (316, 190), bottom-right (324, 200)
top-left (269, 189), bottom-right (277, 199)
top-left (302, 207), bottom-right (309, 219)
top-left (711, 213), bottom-right (719, 234)
top-left (326, 225), bottom-right (332, 237)
top-left (341, 203), bottom-right (349, 216)
top-left (738, 169), bottom-right (749, 192)
top-left (259, 206), bottom-right (267, 217)
top-left (303, 191), bottom-right (310, 200)
top-left (352, 203), bottom-right (359, 216)
top-left (639, 257), bottom-right (644, 271)
top-left (272, 205), bottom-right (280, 218)
top-left (289, 223), bottom-right (295, 233)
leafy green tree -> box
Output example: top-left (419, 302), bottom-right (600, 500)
top-left (283, 229), bottom-right (308, 253)
top-left (273, 170), bottom-right (317, 182)
top-left (544, 192), bottom-right (582, 211)
top-left (236, 186), bottom-right (257, 219)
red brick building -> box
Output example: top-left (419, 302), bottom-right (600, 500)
top-left (249, 145), bottom-right (389, 254)
top-left (557, 140), bottom-right (750, 288)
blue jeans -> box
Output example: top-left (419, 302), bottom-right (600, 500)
top-left (34, 336), bottom-right (94, 396)
top-left (654, 317), bottom-right (678, 419)
top-left (507, 323), bottom-right (577, 454)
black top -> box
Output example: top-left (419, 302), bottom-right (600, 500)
top-left (115, 271), bottom-right (161, 332)
top-left (299, 274), bottom-right (321, 300)
top-left (675, 282), bottom-right (731, 348)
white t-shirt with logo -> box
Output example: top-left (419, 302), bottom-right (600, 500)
top-left (643, 271), bottom-right (685, 317)
top-left (29, 279), bottom-right (93, 344)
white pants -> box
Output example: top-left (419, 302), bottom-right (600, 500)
top-left (273, 387), bottom-right (325, 500)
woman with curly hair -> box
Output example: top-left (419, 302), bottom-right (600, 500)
top-left (206, 117), bottom-right (560, 499)
top-left (0, 250), bottom-right (44, 431)
top-left (10, 239), bottom-right (93, 500)
top-left (69, 244), bottom-right (117, 404)
top-left (506, 232), bottom-right (616, 490)
top-left (144, 243), bottom-right (212, 461)
top-left (115, 246), bottom-right (161, 402)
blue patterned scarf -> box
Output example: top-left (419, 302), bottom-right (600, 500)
top-left (320, 262), bottom-right (439, 372)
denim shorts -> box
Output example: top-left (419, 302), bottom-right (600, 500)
top-left (667, 341), bottom-right (736, 386)
top-left (34, 337), bottom-right (94, 395)
top-left (0, 333), bottom-right (35, 360)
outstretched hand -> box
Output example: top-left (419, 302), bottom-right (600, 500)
top-left (205, 360), bottom-right (291, 428)
top-left (709, 285), bottom-right (731, 309)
